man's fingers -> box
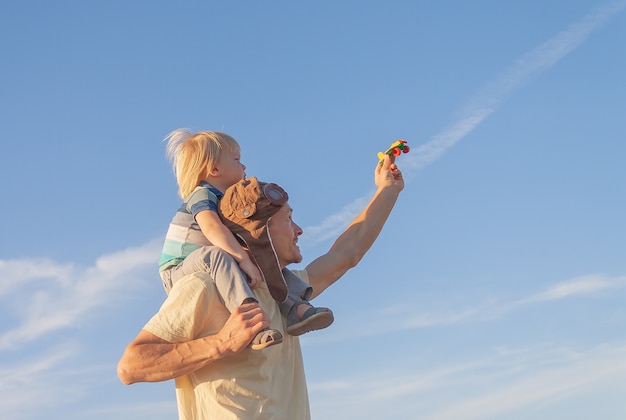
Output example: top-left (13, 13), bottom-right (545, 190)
top-left (234, 303), bottom-right (270, 328)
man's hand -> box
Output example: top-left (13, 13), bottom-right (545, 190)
top-left (376, 154), bottom-right (405, 192)
top-left (216, 302), bottom-right (270, 354)
top-left (117, 302), bottom-right (271, 385)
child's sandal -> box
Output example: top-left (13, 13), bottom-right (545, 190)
top-left (250, 328), bottom-right (283, 350)
top-left (286, 301), bottom-right (334, 336)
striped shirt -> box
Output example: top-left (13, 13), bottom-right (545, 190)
top-left (159, 182), bottom-right (223, 271)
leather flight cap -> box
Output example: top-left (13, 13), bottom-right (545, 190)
top-left (218, 176), bottom-right (289, 303)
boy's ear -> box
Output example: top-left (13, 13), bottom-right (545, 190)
top-left (209, 166), bottom-right (220, 176)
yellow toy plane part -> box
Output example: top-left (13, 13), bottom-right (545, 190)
top-left (378, 139), bottom-right (410, 164)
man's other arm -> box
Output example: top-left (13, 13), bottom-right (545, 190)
top-left (305, 155), bottom-right (404, 299)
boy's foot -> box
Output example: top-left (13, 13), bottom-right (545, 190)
top-left (250, 328), bottom-right (283, 350)
top-left (286, 301), bottom-right (334, 336)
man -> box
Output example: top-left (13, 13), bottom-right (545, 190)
top-left (117, 156), bottom-right (404, 419)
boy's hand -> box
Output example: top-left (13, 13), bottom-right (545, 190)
top-left (239, 259), bottom-right (263, 288)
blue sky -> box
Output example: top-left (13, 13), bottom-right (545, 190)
top-left (1, 1), bottom-right (625, 419)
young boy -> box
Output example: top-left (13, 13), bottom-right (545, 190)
top-left (158, 129), bottom-right (333, 350)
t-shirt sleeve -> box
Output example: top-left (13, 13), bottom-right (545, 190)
top-left (143, 274), bottom-right (211, 342)
top-left (186, 187), bottom-right (219, 217)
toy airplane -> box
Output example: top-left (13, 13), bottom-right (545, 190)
top-left (378, 139), bottom-right (410, 164)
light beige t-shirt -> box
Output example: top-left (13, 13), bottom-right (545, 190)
top-left (144, 269), bottom-right (311, 420)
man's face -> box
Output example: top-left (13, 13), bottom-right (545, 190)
top-left (268, 204), bottom-right (303, 268)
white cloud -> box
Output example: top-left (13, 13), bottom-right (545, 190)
top-left (307, 272), bottom-right (626, 346)
top-left (0, 239), bottom-right (161, 350)
top-left (310, 342), bottom-right (626, 419)
top-left (0, 258), bottom-right (75, 296)
top-left (0, 344), bottom-right (78, 418)
top-left (427, 343), bottom-right (626, 420)
top-left (310, 360), bottom-right (486, 418)
top-left (0, 239), bottom-right (165, 418)
top-left (82, 401), bottom-right (178, 420)
top-left (403, 110), bottom-right (494, 171)
top-left (300, 0), bottom-right (626, 246)
top-left (300, 195), bottom-right (370, 246)
top-left (519, 274), bottom-right (626, 304)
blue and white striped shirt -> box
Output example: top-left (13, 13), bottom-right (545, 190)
top-left (159, 182), bottom-right (223, 271)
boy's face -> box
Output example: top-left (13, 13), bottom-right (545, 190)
top-left (268, 204), bottom-right (303, 268)
top-left (217, 149), bottom-right (246, 187)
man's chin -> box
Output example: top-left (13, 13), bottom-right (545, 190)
top-left (289, 253), bottom-right (303, 265)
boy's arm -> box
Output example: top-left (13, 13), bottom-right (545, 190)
top-left (117, 303), bottom-right (269, 384)
top-left (305, 155), bottom-right (404, 299)
top-left (196, 210), bottom-right (249, 262)
top-left (196, 210), bottom-right (262, 286)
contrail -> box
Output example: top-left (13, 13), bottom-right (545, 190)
top-left (301, 1), bottom-right (626, 246)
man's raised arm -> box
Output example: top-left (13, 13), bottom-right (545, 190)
top-left (305, 155), bottom-right (404, 299)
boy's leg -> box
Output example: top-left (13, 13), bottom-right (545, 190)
top-left (170, 246), bottom-right (282, 350)
top-left (167, 246), bottom-right (256, 312)
top-left (279, 269), bottom-right (312, 314)
top-left (160, 270), bottom-right (175, 294)
top-left (281, 270), bottom-right (334, 336)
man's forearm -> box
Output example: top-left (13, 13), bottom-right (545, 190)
top-left (307, 184), bottom-right (401, 298)
top-left (117, 332), bottom-right (231, 385)
top-left (117, 303), bottom-right (270, 385)
top-left (332, 184), bottom-right (400, 267)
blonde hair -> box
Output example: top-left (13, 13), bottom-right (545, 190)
top-left (164, 129), bottom-right (241, 199)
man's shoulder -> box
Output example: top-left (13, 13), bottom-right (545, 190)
top-left (169, 272), bottom-right (216, 295)
top-left (285, 268), bottom-right (309, 284)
